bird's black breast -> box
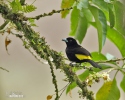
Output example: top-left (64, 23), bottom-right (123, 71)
top-left (66, 47), bottom-right (80, 62)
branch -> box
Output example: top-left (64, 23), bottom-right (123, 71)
top-left (0, 20), bottom-right (9, 30)
top-left (0, 3), bottom-right (94, 100)
top-left (27, 7), bottom-right (73, 20)
top-left (46, 57), bottom-right (59, 100)
top-left (0, 66), bottom-right (9, 72)
top-left (97, 57), bottom-right (125, 63)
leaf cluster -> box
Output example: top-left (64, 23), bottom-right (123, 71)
top-left (61, 0), bottom-right (125, 100)
top-left (8, 0), bottom-right (36, 13)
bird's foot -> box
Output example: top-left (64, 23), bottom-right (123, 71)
top-left (69, 63), bottom-right (75, 67)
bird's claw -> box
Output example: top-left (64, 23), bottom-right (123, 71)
top-left (69, 63), bottom-right (75, 67)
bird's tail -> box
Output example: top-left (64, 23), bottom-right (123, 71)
top-left (87, 59), bottom-right (102, 69)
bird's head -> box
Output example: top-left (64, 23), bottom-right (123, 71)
top-left (62, 37), bottom-right (78, 47)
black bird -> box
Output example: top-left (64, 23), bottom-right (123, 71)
top-left (62, 37), bottom-right (101, 69)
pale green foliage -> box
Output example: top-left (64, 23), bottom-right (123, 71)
top-left (120, 75), bottom-right (125, 92)
top-left (96, 78), bottom-right (120, 100)
top-left (22, 5), bottom-right (36, 13)
top-left (61, 0), bottom-right (75, 18)
top-left (9, 0), bottom-right (36, 13)
top-left (28, 19), bottom-right (37, 26)
top-left (61, 0), bottom-right (125, 99)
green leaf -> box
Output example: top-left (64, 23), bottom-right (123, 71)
top-left (107, 26), bottom-right (125, 57)
top-left (74, 14), bottom-right (88, 44)
top-left (9, 0), bottom-right (36, 13)
top-left (92, 0), bottom-right (109, 12)
top-left (114, 1), bottom-right (125, 36)
top-left (96, 78), bottom-right (120, 100)
top-left (105, 53), bottom-right (117, 65)
top-left (69, 6), bottom-right (79, 36)
top-left (9, 0), bottom-right (22, 13)
top-left (22, 5), bottom-right (36, 13)
top-left (120, 75), bottom-right (125, 92)
top-left (82, 8), bottom-right (93, 22)
top-left (108, 7), bottom-right (115, 28)
top-left (90, 22), bottom-right (125, 57)
top-left (104, 0), bottom-right (111, 3)
top-left (92, 0), bottom-right (110, 21)
top-left (89, 6), bottom-right (107, 52)
top-left (66, 82), bottom-right (76, 94)
top-left (105, 53), bottom-right (115, 60)
top-left (91, 52), bottom-right (107, 61)
top-left (77, 0), bottom-right (88, 10)
top-left (20, 0), bottom-right (25, 5)
top-left (61, 0), bottom-right (75, 18)
top-left (69, 7), bottom-right (93, 43)
top-left (28, 19), bottom-right (37, 26)
top-left (70, 7), bottom-right (88, 43)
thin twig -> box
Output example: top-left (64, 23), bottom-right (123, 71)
top-left (59, 82), bottom-right (70, 98)
top-left (0, 66), bottom-right (9, 72)
top-left (0, 20), bottom-right (9, 30)
top-left (27, 7), bottom-right (73, 20)
top-left (97, 57), bottom-right (125, 63)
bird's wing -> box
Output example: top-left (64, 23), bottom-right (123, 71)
top-left (74, 46), bottom-right (92, 60)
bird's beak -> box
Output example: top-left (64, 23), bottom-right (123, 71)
top-left (62, 38), bottom-right (68, 42)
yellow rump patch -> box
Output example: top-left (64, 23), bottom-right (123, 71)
top-left (75, 54), bottom-right (91, 60)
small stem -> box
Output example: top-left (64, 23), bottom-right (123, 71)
top-left (114, 69), bottom-right (119, 79)
top-left (0, 66), bottom-right (9, 72)
top-left (59, 82), bottom-right (70, 98)
top-left (31, 0), bottom-right (36, 5)
top-left (0, 20), bottom-right (9, 30)
top-left (97, 57), bottom-right (125, 63)
top-left (27, 7), bottom-right (73, 20)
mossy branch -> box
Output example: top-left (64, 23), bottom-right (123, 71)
top-left (27, 7), bottom-right (73, 20)
top-left (18, 7), bottom-right (73, 21)
top-left (97, 57), bottom-right (125, 63)
top-left (0, 3), bottom-right (95, 100)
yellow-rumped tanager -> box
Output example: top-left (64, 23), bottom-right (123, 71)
top-left (62, 37), bottom-right (101, 69)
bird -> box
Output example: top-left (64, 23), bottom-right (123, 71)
top-left (62, 37), bottom-right (102, 69)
